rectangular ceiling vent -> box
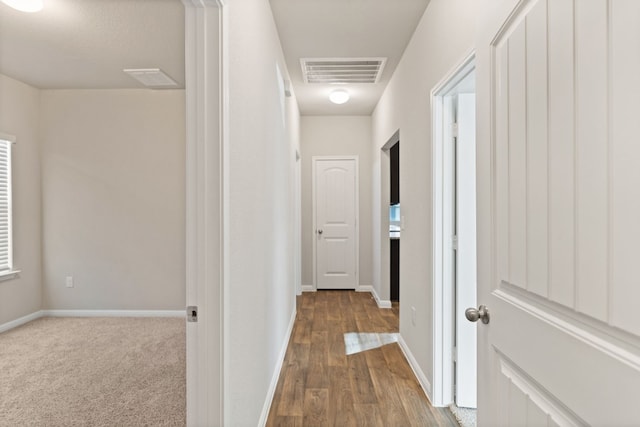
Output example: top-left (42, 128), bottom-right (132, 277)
top-left (300, 57), bottom-right (387, 84)
top-left (123, 68), bottom-right (178, 89)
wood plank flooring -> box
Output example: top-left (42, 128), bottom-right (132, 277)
top-left (266, 291), bottom-right (459, 426)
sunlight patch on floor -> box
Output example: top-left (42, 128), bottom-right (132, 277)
top-left (343, 332), bottom-right (399, 355)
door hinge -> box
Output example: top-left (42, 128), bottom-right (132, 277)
top-left (451, 123), bottom-right (459, 138)
top-left (187, 306), bottom-right (198, 322)
top-left (452, 346), bottom-right (458, 362)
top-left (452, 235), bottom-right (458, 250)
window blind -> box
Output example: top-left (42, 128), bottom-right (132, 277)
top-left (0, 139), bottom-right (13, 273)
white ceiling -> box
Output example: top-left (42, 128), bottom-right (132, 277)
top-left (0, 0), bottom-right (184, 89)
top-left (0, 0), bottom-right (429, 115)
top-left (269, 0), bottom-right (430, 115)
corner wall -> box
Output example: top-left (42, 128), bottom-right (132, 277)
top-left (40, 89), bottom-right (186, 311)
top-left (0, 74), bottom-right (42, 325)
top-left (225, 0), bottom-right (300, 424)
top-left (371, 0), bottom-right (485, 397)
top-left (300, 115), bottom-right (372, 290)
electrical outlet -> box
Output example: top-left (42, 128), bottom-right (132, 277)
top-left (411, 306), bottom-right (416, 326)
top-left (65, 276), bottom-right (74, 288)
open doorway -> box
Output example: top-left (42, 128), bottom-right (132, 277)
top-left (382, 130), bottom-right (401, 310)
top-left (432, 54), bottom-right (477, 427)
top-left (389, 140), bottom-right (400, 304)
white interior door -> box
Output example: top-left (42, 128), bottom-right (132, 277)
top-left (314, 157), bottom-right (358, 290)
top-left (476, 0), bottom-right (640, 425)
top-left (455, 93), bottom-right (477, 409)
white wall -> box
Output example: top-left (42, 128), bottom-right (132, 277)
top-left (300, 116), bottom-right (372, 289)
top-left (40, 89), bottom-right (186, 311)
top-left (291, 99), bottom-right (302, 297)
top-left (225, 0), bottom-right (300, 424)
top-left (371, 0), bottom-right (486, 396)
top-left (0, 74), bottom-right (42, 325)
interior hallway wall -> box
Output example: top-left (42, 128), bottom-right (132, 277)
top-left (300, 115), bottom-right (372, 290)
top-left (371, 0), bottom-right (486, 397)
top-left (40, 89), bottom-right (186, 311)
top-left (0, 74), bottom-right (42, 326)
top-left (225, 0), bottom-right (300, 423)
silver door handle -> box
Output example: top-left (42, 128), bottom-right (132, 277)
top-left (317, 229), bottom-right (323, 235)
top-left (465, 305), bottom-right (490, 324)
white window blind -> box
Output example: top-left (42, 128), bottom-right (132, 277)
top-left (0, 139), bottom-right (13, 274)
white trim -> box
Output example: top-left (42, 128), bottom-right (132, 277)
top-left (378, 130), bottom-right (400, 308)
top-left (312, 155), bottom-right (360, 291)
top-left (258, 309), bottom-right (297, 427)
top-left (0, 309), bottom-right (185, 334)
top-left (496, 284), bottom-right (640, 371)
top-left (0, 132), bottom-right (16, 144)
top-left (42, 310), bottom-right (185, 318)
top-left (382, 129), bottom-right (400, 150)
top-left (498, 352), bottom-right (586, 426)
top-left (0, 269), bottom-right (20, 282)
top-left (0, 310), bottom-right (43, 334)
top-left (301, 284), bottom-right (316, 292)
top-left (398, 334), bottom-right (433, 402)
top-left (182, 1), bottom-right (226, 426)
top-left (358, 285), bottom-right (392, 309)
top-left (430, 51), bottom-right (476, 408)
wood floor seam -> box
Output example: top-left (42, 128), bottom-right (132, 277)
top-left (266, 291), bottom-right (459, 426)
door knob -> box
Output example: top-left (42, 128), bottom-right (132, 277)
top-left (465, 305), bottom-right (490, 324)
top-left (317, 229), bottom-right (323, 235)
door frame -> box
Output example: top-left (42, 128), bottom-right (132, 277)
top-left (431, 52), bottom-right (475, 407)
top-left (380, 131), bottom-right (400, 305)
top-left (183, 0), bottom-right (226, 425)
top-left (311, 155), bottom-right (360, 291)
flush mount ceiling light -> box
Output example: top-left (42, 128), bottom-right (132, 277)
top-left (1, 0), bottom-right (43, 12)
top-left (329, 89), bottom-right (350, 105)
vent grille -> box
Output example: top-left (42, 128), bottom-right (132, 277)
top-left (123, 68), bottom-right (178, 88)
top-left (300, 58), bottom-right (387, 84)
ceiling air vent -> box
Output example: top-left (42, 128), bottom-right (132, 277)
top-left (123, 68), bottom-right (178, 88)
top-left (300, 58), bottom-right (387, 84)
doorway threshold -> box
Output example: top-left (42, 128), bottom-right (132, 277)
top-left (449, 403), bottom-right (476, 427)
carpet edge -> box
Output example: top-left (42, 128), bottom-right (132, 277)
top-left (43, 309), bottom-right (185, 318)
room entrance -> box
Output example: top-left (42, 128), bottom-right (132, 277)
top-left (431, 55), bottom-right (477, 424)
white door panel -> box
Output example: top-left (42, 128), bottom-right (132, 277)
top-left (314, 158), bottom-right (357, 289)
top-left (456, 93), bottom-right (477, 409)
top-left (477, 0), bottom-right (640, 425)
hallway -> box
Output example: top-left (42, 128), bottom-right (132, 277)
top-left (266, 291), bottom-right (458, 426)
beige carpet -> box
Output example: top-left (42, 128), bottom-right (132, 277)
top-left (0, 317), bottom-right (185, 427)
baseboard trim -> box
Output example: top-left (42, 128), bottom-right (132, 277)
top-left (1, 309), bottom-right (185, 334)
top-left (259, 308), bottom-right (297, 426)
top-left (358, 285), bottom-right (392, 309)
top-left (42, 310), bottom-right (185, 318)
top-left (301, 285), bottom-right (316, 292)
top-left (0, 310), bottom-right (44, 334)
top-left (373, 287), bottom-right (392, 309)
top-left (398, 334), bottom-right (433, 403)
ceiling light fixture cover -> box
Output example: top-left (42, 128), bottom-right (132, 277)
top-left (1, 0), bottom-right (43, 12)
top-left (329, 89), bottom-right (350, 105)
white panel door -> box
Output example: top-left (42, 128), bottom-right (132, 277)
top-left (476, 0), bottom-right (640, 425)
top-left (314, 158), bottom-right (357, 289)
